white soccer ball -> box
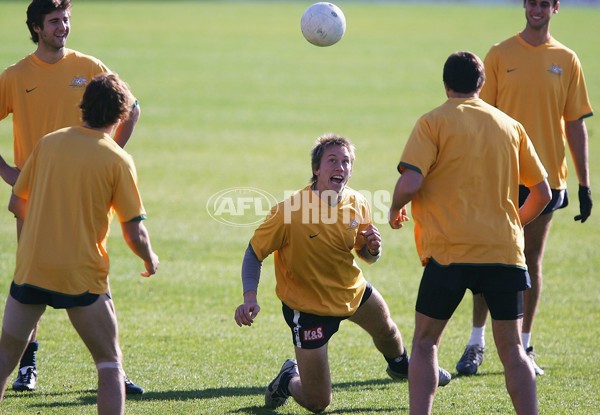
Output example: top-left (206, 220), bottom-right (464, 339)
top-left (300, 2), bottom-right (346, 47)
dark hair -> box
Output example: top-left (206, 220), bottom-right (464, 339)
top-left (523, 0), bottom-right (559, 6)
top-left (26, 0), bottom-right (71, 44)
top-left (80, 73), bottom-right (133, 129)
top-left (310, 133), bottom-right (355, 183)
top-left (442, 51), bottom-right (485, 94)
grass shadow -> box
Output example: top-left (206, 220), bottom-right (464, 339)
top-left (10, 378), bottom-right (403, 411)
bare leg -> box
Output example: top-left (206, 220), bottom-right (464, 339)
top-left (0, 296), bottom-right (45, 400)
top-left (349, 286), bottom-right (404, 359)
top-left (409, 312), bottom-right (448, 415)
top-left (289, 344), bottom-right (332, 413)
top-left (522, 213), bottom-right (553, 335)
top-left (68, 295), bottom-right (124, 415)
top-left (15, 217), bottom-right (40, 370)
top-left (491, 318), bottom-right (538, 414)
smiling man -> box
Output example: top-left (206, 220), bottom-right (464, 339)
top-left (456, 0), bottom-right (594, 378)
top-left (234, 133), bottom-right (451, 413)
top-left (0, 0), bottom-right (142, 394)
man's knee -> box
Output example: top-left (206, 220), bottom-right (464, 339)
top-left (365, 313), bottom-right (399, 341)
top-left (303, 393), bottom-right (331, 413)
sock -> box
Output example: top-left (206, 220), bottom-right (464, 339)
top-left (385, 349), bottom-right (409, 374)
top-left (20, 340), bottom-right (39, 369)
top-left (468, 326), bottom-right (485, 348)
top-left (522, 332), bottom-right (531, 349)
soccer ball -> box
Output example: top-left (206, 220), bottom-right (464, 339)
top-left (300, 2), bottom-right (346, 47)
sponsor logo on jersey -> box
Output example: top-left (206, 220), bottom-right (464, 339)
top-left (547, 64), bottom-right (563, 76)
top-left (70, 77), bottom-right (88, 88)
top-left (302, 326), bottom-right (324, 342)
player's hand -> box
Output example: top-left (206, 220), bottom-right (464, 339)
top-left (574, 185), bottom-right (592, 223)
top-left (360, 224), bottom-right (381, 255)
top-left (141, 253), bottom-right (159, 277)
top-left (389, 207), bottom-right (410, 229)
top-left (235, 300), bottom-right (261, 327)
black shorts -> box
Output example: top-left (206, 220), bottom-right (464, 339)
top-left (519, 185), bottom-right (568, 214)
top-left (10, 281), bottom-right (109, 309)
top-left (282, 282), bottom-right (373, 349)
top-left (415, 260), bottom-right (529, 321)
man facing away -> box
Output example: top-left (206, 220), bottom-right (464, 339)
top-left (0, 0), bottom-right (143, 393)
top-left (0, 73), bottom-right (159, 415)
top-left (389, 51), bottom-right (551, 414)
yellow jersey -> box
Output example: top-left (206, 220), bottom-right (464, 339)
top-left (481, 34), bottom-right (593, 189)
top-left (0, 49), bottom-right (110, 168)
top-left (251, 185), bottom-right (371, 316)
top-left (399, 97), bottom-right (547, 267)
top-left (13, 126), bottom-right (145, 295)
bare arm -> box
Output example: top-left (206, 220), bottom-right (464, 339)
top-left (389, 169), bottom-right (424, 229)
top-left (565, 118), bottom-right (590, 187)
top-left (0, 155), bottom-right (19, 186)
top-left (519, 180), bottom-right (552, 226)
top-left (120, 219), bottom-right (159, 277)
top-left (8, 192), bottom-right (27, 220)
top-left (113, 102), bottom-right (141, 148)
top-left (566, 118), bottom-right (593, 222)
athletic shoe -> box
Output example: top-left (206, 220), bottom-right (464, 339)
top-left (437, 367), bottom-right (452, 387)
top-left (124, 375), bottom-right (144, 395)
top-left (387, 364), bottom-right (452, 387)
top-left (525, 346), bottom-right (544, 376)
top-left (265, 359), bottom-right (299, 408)
top-left (12, 366), bottom-right (37, 391)
top-left (456, 344), bottom-right (485, 375)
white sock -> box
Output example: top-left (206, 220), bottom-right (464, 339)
top-left (522, 332), bottom-right (531, 349)
top-left (468, 326), bottom-right (485, 348)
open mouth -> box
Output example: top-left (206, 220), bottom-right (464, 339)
top-left (330, 175), bottom-right (345, 184)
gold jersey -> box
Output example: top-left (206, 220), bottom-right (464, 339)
top-left (481, 34), bottom-right (593, 189)
top-left (400, 97), bottom-right (547, 267)
top-left (251, 185), bottom-right (371, 317)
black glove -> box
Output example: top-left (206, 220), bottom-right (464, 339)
top-left (574, 185), bottom-right (592, 223)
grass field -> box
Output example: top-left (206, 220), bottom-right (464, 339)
top-left (0, 1), bottom-right (599, 414)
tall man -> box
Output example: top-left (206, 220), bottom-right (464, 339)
top-left (456, 0), bottom-right (593, 376)
top-left (389, 51), bottom-right (551, 415)
top-left (0, 0), bottom-right (143, 393)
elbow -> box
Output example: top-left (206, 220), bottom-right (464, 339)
top-left (129, 104), bottom-right (141, 124)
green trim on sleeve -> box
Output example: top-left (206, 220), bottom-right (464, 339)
top-left (398, 162), bottom-right (422, 175)
top-left (126, 214), bottom-right (147, 222)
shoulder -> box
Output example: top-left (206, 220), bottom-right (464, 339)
top-left (64, 49), bottom-right (110, 71)
top-left (489, 34), bottom-right (518, 52)
top-left (1, 55), bottom-right (33, 78)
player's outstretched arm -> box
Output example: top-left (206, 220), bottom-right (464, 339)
top-left (235, 244), bottom-right (263, 327)
top-left (235, 290), bottom-right (261, 327)
top-left (389, 169), bottom-right (423, 229)
top-left (121, 220), bottom-right (159, 277)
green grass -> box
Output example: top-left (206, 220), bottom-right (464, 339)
top-left (0, 1), bottom-right (599, 414)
